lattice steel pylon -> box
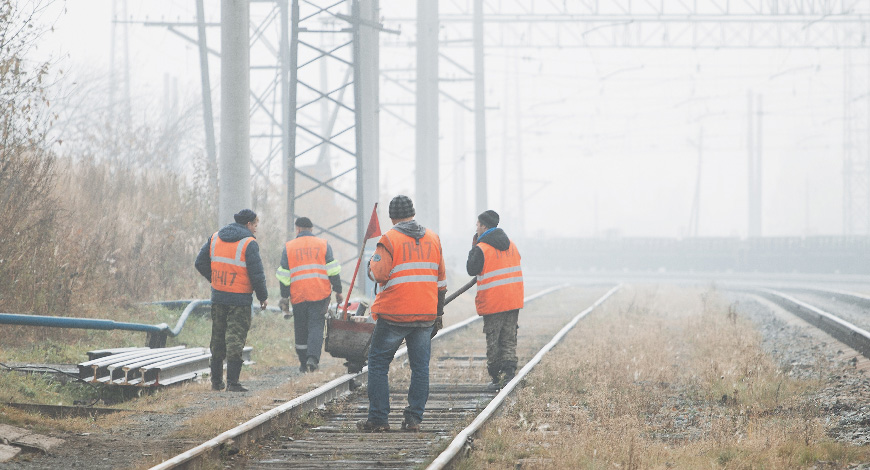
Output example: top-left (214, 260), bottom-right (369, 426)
top-left (287, 0), bottom-right (380, 264)
top-left (141, 1), bottom-right (381, 264)
top-left (142, 2), bottom-right (297, 224)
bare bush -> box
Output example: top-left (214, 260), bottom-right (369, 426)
top-left (0, 0), bottom-right (65, 314)
top-left (1, 0), bottom-right (218, 320)
top-left (51, 156), bottom-right (215, 303)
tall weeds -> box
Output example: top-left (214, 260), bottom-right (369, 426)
top-left (0, 0), bottom-right (218, 323)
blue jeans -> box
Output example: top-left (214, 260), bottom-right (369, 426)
top-left (366, 319), bottom-right (433, 425)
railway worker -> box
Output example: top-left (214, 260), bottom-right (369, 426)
top-left (357, 195), bottom-right (447, 432)
top-left (195, 209), bottom-right (268, 392)
top-left (466, 210), bottom-right (524, 390)
top-left (275, 216), bottom-right (344, 373)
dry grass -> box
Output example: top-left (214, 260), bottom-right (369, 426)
top-left (462, 285), bottom-right (870, 470)
top-left (0, 405), bottom-right (114, 435)
top-left (168, 364), bottom-right (345, 440)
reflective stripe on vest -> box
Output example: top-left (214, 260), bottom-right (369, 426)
top-left (210, 232), bottom-right (254, 294)
top-left (371, 229), bottom-right (443, 323)
top-left (475, 240), bottom-right (524, 315)
top-left (281, 236), bottom-right (331, 304)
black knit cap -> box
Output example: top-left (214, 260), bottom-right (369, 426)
top-left (295, 216), bottom-right (313, 228)
top-left (389, 195), bottom-right (415, 219)
top-left (234, 209), bottom-right (257, 225)
top-left (478, 210), bottom-right (499, 228)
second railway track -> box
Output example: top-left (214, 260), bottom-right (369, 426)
top-left (741, 286), bottom-right (870, 361)
top-left (148, 283), bottom-right (620, 470)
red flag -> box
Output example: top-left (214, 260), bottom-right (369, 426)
top-left (340, 203), bottom-right (381, 319)
top-left (364, 203), bottom-right (382, 240)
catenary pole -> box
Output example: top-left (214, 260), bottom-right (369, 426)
top-left (416, 0), bottom-right (439, 231)
top-left (219, 0), bottom-right (251, 225)
top-left (473, 0), bottom-right (487, 215)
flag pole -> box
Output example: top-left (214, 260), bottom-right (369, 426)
top-left (341, 203), bottom-right (379, 320)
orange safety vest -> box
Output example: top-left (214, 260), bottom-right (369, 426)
top-left (371, 229), bottom-right (444, 323)
top-left (475, 241), bottom-right (524, 315)
top-left (210, 232), bottom-right (255, 294)
top-left (284, 236), bottom-right (331, 304)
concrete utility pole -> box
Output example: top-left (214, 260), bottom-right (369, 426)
top-left (416, 0), bottom-right (439, 230)
top-left (747, 92), bottom-right (763, 238)
top-left (359, 0), bottom-right (380, 238)
top-left (280, 0), bottom-right (292, 236)
top-left (109, 0), bottom-right (131, 133)
top-left (473, 0), bottom-right (487, 215)
top-left (688, 127), bottom-right (703, 237)
top-left (195, 0), bottom-right (217, 191)
top-left (219, 0), bottom-right (251, 226)
top-left (514, 49), bottom-right (524, 237)
top-left (754, 95), bottom-right (763, 237)
top-left (453, 104), bottom-right (467, 233)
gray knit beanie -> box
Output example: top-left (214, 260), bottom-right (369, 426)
top-left (389, 195), bottom-right (415, 219)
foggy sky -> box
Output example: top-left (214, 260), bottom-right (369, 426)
top-left (34, 1), bottom-right (853, 239)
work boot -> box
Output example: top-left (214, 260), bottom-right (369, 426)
top-left (298, 363), bottom-right (307, 373)
top-left (401, 408), bottom-right (421, 432)
top-left (356, 419), bottom-right (390, 432)
top-left (501, 365), bottom-right (516, 385)
top-left (225, 360), bottom-right (248, 392)
top-left (486, 366), bottom-right (503, 391)
top-left (306, 357), bottom-right (319, 372)
top-left (488, 365), bottom-right (501, 383)
top-left (485, 380), bottom-right (501, 392)
top-left (210, 360), bottom-right (225, 391)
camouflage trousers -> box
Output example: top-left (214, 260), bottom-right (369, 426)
top-left (482, 309), bottom-right (519, 380)
top-left (210, 303), bottom-right (252, 364)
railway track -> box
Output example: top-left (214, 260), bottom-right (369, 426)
top-left (148, 283), bottom-right (621, 470)
top-left (740, 286), bottom-right (870, 363)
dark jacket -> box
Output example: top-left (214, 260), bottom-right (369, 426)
top-left (195, 223), bottom-right (268, 306)
top-left (279, 231), bottom-right (342, 301)
top-left (466, 228), bottom-right (512, 277)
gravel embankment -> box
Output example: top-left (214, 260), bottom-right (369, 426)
top-left (731, 294), bottom-right (870, 447)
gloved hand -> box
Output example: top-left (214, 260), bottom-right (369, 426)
top-left (279, 297), bottom-right (290, 319)
top-left (472, 232), bottom-right (479, 246)
top-left (335, 292), bottom-right (344, 306)
top-left (430, 316), bottom-right (442, 339)
top-left (437, 290), bottom-right (446, 317)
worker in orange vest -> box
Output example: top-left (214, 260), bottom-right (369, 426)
top-left (466, 210), bottom-right (524, 390)
top-left (357, 195), bottom-right (447, 432)
top-left (195, 209), bottom-right (268, 392)
top-left (275, 217), bottom-right (343, 373)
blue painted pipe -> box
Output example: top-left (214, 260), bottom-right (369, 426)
top-left (0, 313), bottom-right (169, 334)
top-left (166, 300), bottom-right (282, 336)
top-left (0, 300), bottom-right (284, 343)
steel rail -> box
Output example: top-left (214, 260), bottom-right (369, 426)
top-left (749, 287), bottom-right (870, 359)
top-left (426, 284), bottom-right (623, 470)
top-left (431, 283), bottom-right (570, 343)
top-left (147, 283), bottom-right (573, 470)
top-left (775, 285), bottom-right (870, 310)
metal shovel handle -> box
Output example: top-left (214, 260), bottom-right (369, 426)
top-left (444, 278), bottom-right (477, 306)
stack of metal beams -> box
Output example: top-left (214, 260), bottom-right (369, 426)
top-left (77, 346), bottom-right (252, 387)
